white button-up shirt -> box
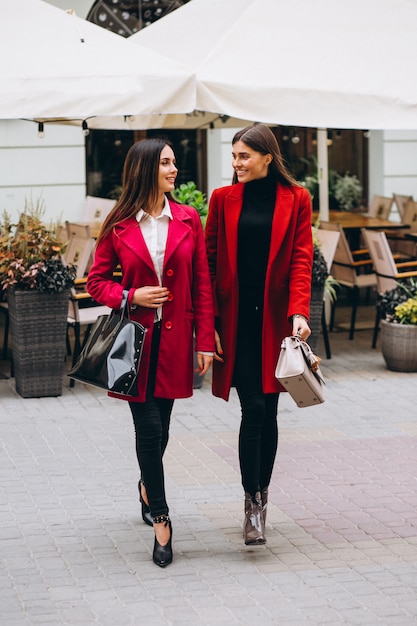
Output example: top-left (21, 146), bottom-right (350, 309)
top-left (136, 197), bottom-right (172, 321)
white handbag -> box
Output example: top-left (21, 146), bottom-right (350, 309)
top-left (275, 335), bottom-right (325, 408)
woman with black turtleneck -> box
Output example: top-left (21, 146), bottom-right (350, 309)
top-left (205, 124), bottom-right (313, 546)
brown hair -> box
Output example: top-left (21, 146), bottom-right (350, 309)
top-left (97, 137), bottom-right (173, 243)
top-left (231, 124), bottom-right (298, 187)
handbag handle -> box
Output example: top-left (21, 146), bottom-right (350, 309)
top-left (283, 335), bottom-right (323, 374)
top-left (120, 290), bottom-right (129, 315)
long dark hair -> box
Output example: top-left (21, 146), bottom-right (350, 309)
top-left (97, 137), bottom-right (173, 243)
top-left (231, 124), bottom-right (299, 187)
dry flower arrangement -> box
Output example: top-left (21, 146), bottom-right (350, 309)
top-left (0, 198), bottom-right (76, 294)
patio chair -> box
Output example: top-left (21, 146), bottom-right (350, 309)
top-left (321, 222), bottom-right (376, 340)
top-left (63, 235), bottom-right (95, 280)
top-left (65, 221), bottom-right (92, 240)
top-left (367, 194), bottom-right (394, 219)
top-left (393, 193), bottom-right (413, 220)
top-left (81, 195), bottom-right (116, 232)
top-left (386, 197), bottom-right (417, 259)
top-left (361, 228), bottom-right (417, 347)
top-left (314, 228), bottom-right (340, 358)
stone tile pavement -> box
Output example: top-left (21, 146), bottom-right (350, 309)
top-left (1, 322), bottom-right (417, 625)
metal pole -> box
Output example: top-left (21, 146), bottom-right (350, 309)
top-left (317, 128), bottom-right (329, 221)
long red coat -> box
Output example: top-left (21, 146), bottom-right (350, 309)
top-left (205, 182), bottom-right (313, 401)
top-left (87, 201), bottom-right (214, 402)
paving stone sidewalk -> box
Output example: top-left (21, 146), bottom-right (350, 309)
top-left (1, 326), bottom-right (417, 625)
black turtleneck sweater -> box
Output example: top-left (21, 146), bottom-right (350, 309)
top-left (237, 176), bottom-right (276, 305)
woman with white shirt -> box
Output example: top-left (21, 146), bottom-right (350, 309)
top-left (87, 138), bottom-right (214, 568)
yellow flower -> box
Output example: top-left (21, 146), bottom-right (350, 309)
top-left (394, 297), bottom-right (417, 325)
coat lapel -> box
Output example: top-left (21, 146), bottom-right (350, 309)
top-left (163, 202), bottom-right (194, 267)
top-left (114, 217), bottom-right (155, 273)
top-left (224, 184), bottom-right (244, 275)
top-left (268, 185), bottom-right (295, 265)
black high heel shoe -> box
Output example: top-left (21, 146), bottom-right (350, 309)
top-left (138, 480), bottom-right (153, 527)
top-left (152, 516), bottom-right (173, 568)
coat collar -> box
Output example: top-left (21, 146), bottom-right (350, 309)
top-left (114, 200), bottom-right (194, 274)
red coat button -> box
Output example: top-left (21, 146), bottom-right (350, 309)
top-left (165, 321), bottom-right (173, 330)
top-left (167, 292), bottom-right (174, 301)
top-left (166, 269), bottom-right (174, 277)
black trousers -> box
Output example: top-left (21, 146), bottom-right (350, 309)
top-left (233, 302), bottom-right (279, 497)
top-left (129, 322), bottom-right (174, 518)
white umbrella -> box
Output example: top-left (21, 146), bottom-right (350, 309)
top-left (0, 0), bottom-right (194, 120)
top-left (133, 0), bottom-right (417, 131)
top-left (131, 0), bottom-right (417, 218)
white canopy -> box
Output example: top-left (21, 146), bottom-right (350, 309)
top-left (0, 0), bottom-right (194, 120)
top-left (133, 0), bottom-right (417, 131)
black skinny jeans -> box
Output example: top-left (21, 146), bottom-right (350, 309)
top-left (129, 322), bottom-right (174, 518)
top-left (233, 303), bottom-right (279, 497)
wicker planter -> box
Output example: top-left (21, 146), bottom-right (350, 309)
top-left (380, 319), bottom-right (417, 372)
top-left (8, 289), bottom-right (70, 397)
top-left (307, 287), bottom-right (324, 353)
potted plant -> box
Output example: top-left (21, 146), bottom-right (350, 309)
top-left (0, 199), bottom-right (76, 397)
top-left (171, 181), bottom-right (208, 227)
top-left (171, 181), bottom-right (208, 388)
top-left (377, 278), bottom-right (417, 372)
top-left (333, 172), bottom-right (363, 211)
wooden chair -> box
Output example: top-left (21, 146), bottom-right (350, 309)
top-left (386, 199), bottom-right (417, 259)
top-left (63, 235), bottom-right (95, 280)
top-left (361, 228), bottom-right (417, 347)
top-left (65, 221), bottom-right (92, 240)
top-left (393, 193), bottom-right (413, 220)
top-left (65, 223), bottom-right (94, 270)
top-left (82, 195), bottom-right (116, 226)
top-left (367, 194), bottom-right (394, 219)
top-left (314, 228), bottom-right (340, 358)
top-left (321, 222), bottom-right (376, 339)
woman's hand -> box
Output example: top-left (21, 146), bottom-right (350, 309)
top-left (133, 286), bottom-right (169, 308)
top-left (214, 330), bottom-right (224, 362)
top-left (291, 315), bottom-right (311, 341)
top-left (195, 353), bottom-right (214, 376)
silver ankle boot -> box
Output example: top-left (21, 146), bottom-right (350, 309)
top-left (261, 487), bottom-right (268, 525)
top-left (243, 492), bottom-right (266, 545)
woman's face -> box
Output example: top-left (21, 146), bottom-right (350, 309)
top-left (232, 140), bottom-right (272, 183)
top-left (158, 144), bottom-right (178, 194)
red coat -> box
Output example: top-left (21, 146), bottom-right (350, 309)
top-left (205, 182), bottom-right (313, 401)
top-left (87, 201), bottom-right (214, 402)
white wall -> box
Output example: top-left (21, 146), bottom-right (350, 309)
top-left (369, 129), bottom-right (417, 221)
top-left (0, 120), bottom-right (87, 223)
top-left (207, 127), bottom-right (242, 196)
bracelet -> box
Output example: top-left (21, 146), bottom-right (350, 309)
top-left (292, 314), bottom-right (308, 323)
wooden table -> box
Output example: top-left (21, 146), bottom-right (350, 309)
top-left (313, 211), bottom-right (409, 249)
top-left (312, 210), bottom-right (408, 231)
